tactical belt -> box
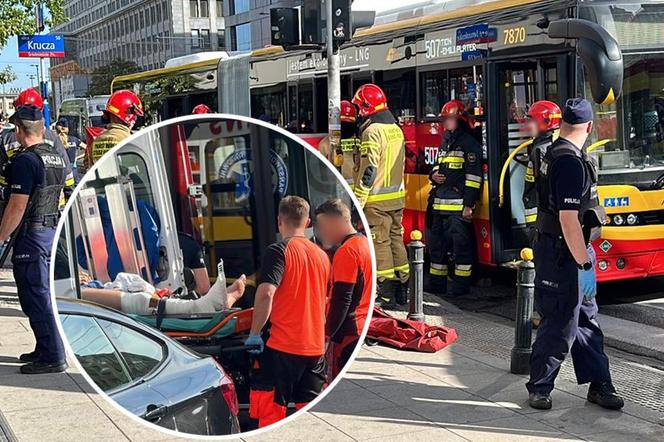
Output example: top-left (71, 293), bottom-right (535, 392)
top-left (26, 214), bottom-right (60, 230)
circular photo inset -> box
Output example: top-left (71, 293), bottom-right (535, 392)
top-left (50, 115), bottom-right (375, 437)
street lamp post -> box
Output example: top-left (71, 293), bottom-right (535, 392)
top-left (326, 0), bottom-right (341, 168)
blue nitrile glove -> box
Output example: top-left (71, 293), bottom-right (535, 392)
top-left (579, 245), bottom-right (597, 302)
top-left (244, 334), bottom-right (264, 354)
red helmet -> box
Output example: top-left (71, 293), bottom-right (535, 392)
top-left (352, 84), bottom-right (388, 117)
top-left (440, 99), bottom-right (466, 121)
top-left (527, 100), bottom-right (562, 132)
top-left (192, 104), bottom-right (212, 114)
top-left (340, 100), bottom-right (357, 123)
top-left (105, 90), bottom-right (144, 126)
top-left (15, 88), bottom-right (44, 110)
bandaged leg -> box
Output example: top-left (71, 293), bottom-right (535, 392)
top-left (119, 291), bottom-right (154, 314)
top-left (164, 274), bottom-right (247, 314)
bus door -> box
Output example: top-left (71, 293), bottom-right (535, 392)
top-left (487, 55), bottom-right (570, 263)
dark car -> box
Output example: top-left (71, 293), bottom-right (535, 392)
top-left (56, 298), bottom-right (241, 436)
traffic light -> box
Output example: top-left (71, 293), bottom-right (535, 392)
top-left (330, 0), bottom-right (352, 43)
top-left (270, 8), bottom-right (300, 47)
top-left (302, 0), bottom-right (372, 45)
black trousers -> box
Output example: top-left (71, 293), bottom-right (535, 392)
top-left (526, 235), bottom-right (611, 394)
top-left (428, 213), bottom-right (475, 293)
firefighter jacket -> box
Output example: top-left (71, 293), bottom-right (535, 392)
top-left (352, 110), bottom-right (405, 211)
top-left (536, 138), bottom-right (605, 243)
top-left (429, 127), bottom-right (483, 215)
top-left (18, 143), bottom-right (66, 227)
top-left (88, 123), bottom-right (131, 167)
top-left (523, 133), bottom-right (553, 225)
top-left (318, 135), bottom-right (361, 184)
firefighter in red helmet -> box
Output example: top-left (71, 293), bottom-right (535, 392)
top-left (318, 100), bottom-right (360, 184)
top-left (427, 99), bottom-right (483, 297)
top-left (87, 90), bottom-right (143, 168)
top-left (522, 100), bottom-right (562, 237)
top-left (351, 83), bottom-right (408, 307)
top-left (192, 104), bottom-right (212, 114)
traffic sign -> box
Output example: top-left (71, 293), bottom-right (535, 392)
top-left (18, 35), bottom-right (65, 58)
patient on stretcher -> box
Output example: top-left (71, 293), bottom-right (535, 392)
top-left (79, 271), bottom-right (246, 315)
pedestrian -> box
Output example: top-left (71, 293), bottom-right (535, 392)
top-left (244, 196), bottom-right (330, 428)
top-left (318, 100), bottom-right (361, 185)
top-left (0, 105), bottom-right (67, 374)
top-left (55, 117), bottom-right (86, 183)
top-left (352, 83), bottom-right (409, 307)
top-left (522, 100), bottom-right (562, 241)
top-left (314, 198), bottom-right (372, 378)
top-left (87, 89), bottom-right (143, 168)
top-left (426, 99), bottom-right (483, 296)
top-left (526, 97), bottom-right (624, 410)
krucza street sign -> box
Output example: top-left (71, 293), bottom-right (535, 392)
top-left (18, 35), bottom-right (65, 58)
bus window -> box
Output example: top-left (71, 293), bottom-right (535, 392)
top-left (420, 70), bottom-right (448, 120)
top-left (287, 85), bottom-right (298, 132)
top-left (251, 84), bottom-right (287, 127)
top-left (544, 63), bottom-right (560, 103)
top-left (380, 69), bottom-right (416, 119)
top-left (315, 77), bottom-right (328, 132)
top-left (298, 82), bottom-right (314, 133)
top-left (449, 67), bottom-right (483, 112)
top-left (117, 152), bottom-right (156, 209)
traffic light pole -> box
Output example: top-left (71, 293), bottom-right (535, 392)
top-left (326, 0), bottom-right (342, 161)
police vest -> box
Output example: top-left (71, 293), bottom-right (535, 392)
top-left (535, 140), bottom-right (605, 242)
top-left (523, 134), bottom-right (553, 225)
top-left (21, 143), bottom-right (66, 226)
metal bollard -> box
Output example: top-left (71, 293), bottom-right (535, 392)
top-left (510, 248), bottom-right (536, 375)
top-left (408, 230), bottom-right (425, 322)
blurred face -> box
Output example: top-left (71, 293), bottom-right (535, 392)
top-left (524, 118), bottom-right (539, 138)
top-left (443, 116), bottom-right (458, 132)
top-left (315, 214), bottom-right (344, 247)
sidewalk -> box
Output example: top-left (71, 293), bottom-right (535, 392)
top-left (1, 270), bottom-right (663, 441)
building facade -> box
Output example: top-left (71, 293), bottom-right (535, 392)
top-left (50, 0), bottom-right (225, 103)
top-left (0, 87), bottom-right (21, 118)
top-left (222, 0), bottom-right (300, 51)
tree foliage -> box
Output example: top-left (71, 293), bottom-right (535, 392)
top-left (87, 59), bottom-right (141, 96)
top-left (0, 66), bottom-right (17, 86)
top-left (0, 1), bottom-right (66, 48)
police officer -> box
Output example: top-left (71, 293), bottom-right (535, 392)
top-left (55, 118), bottom-right (86, 184)
top-left (427, 100), bottom-right (483, 296)
top-left (0, 105), bottom-right (67, 374)
top-left (527, 98), bottom-right (623, 410)
top-left (351, 84), bottom-right (409, 307)
top-left (318, 100), bottom-right (361, 185)
top-left (0, 89), bottom-right (75, 202)
top-left (87, 89), bottom-right (143, 168)
top-left (522, 101), bottom-right (561, 238)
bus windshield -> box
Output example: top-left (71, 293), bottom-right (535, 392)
top-left (581, 2), bottom-right (664, 187)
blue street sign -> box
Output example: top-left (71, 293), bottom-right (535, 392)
top-left (18, 35), bottom-right (65, 58)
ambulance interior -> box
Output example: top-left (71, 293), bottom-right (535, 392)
top-left (53, 118), bottom-right (350, 320)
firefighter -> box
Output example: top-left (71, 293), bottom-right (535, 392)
top-left (244, 196), bottom-right (330, 428)
top-left (522, 100), bottom-right (561, 238)
top-left (0, 89), bottom-right (75, 203)
top-left (427, 100), bottom-right (483, 296)
top-left (318, 100), bottom-right (361, 185)
top-left (87, 90), bottom-right (143, 168)
top-left (192, 104), bottom-right (212, 114)
top-left (527, 98), bottom-right (623, 411)
top-left (314, 199), bottom-right (372, 378)
top-left (351, 84), bottom-right (408, 307)
top-left (0, 105), bottom-right (67, 373)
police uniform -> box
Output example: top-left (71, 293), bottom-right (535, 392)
top-left (353, 110), bottom-right (408, 302)
top-left (427, 125), bottom-right (483, 295)
top-left (523, 134), bottom-right (553, 235)
top-left (88, 123), bottom-right (131, 167)
top-left (4, 107), bottom-right (67, 371)
top-left (527, 98), bottom-right (622, 410)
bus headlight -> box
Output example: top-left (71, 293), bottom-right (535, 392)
top-left (626, 214), bottom-right (638, 225)
top-left (598, 260), bottom-right (609, 271)
top-left (613, 214), bottom-right (625, 226)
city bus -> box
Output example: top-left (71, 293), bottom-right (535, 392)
top-left (112, 0), bottom-right (664, 282)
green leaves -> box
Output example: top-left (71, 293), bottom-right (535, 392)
top-left (88, 59), bottom-right (140, 96)
top-left (0, 1), bottom-right (66, 49)
top-left (0, 66), bottom-right (17, 85)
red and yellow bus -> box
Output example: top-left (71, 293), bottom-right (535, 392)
top-left (113, 0), bottom-right (664, 282)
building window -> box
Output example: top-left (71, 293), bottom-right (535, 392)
top-left (217, 29), bottom-right (225, 49)
top-left (233, 22), bottom-right (251, 51)
top-left (216, 0), bottom-right (223, 17)
top-left (200, 0), bottom-right (209, 17)
top-left (201, 29), bottom-right (211, 48)
top-left (191, 29), bottom-right (201, 48)
top-left (231, 0), bottom-right (249, 15)
top-left (190, 0), bottom-right (199, 17)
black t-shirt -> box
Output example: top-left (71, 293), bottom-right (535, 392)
top-left (550, 146), bottom-right (585, 212)
top-left (257, 240), bottom-right (288, 287)
top-left (178, 233), bottom-right (206, 269)
top-left (9, 151), bottom-right (44, 196)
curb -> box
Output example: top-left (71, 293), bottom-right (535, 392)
top-left (604, 336), bottom-right (664, 366)
top-left (0, 409), bottom-right (18, 442)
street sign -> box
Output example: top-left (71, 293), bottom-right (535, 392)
top-left (18, 35), bottom-right (65, 58)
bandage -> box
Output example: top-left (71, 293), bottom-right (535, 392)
top-left (119, 291), bottom-right (154, 315)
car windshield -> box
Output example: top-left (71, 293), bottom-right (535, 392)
top-left (580, 2), bottom-right (664, 187)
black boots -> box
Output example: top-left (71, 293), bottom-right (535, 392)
top-left (587, 381), bottom-right (624, 410)
top-left (376, 280), bottom-right (399, 309)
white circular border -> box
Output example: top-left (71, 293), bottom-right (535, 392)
top-left (49, 113), bottom-right (378, 440)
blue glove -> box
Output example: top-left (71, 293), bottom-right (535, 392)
top-left (579, 245), bottom-right (597, 302)
top-left (244, 334), bottom-right (264, 354)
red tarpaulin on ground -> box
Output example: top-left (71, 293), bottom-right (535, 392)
top-left (367, 307), bottom-right (458, 352)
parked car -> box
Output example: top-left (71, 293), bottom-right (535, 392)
top-left (57, 298), bottom-right (241, 436)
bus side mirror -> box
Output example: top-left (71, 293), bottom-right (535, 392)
top-left (548, 18), bottom-right (623, 105)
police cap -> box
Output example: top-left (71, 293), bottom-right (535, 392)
top-left (56, 117), bottom-right (69, 128)
top-left (9, 105), bottom-right (44, 124)
top-left (562, 98), bottom-right (593, 124)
